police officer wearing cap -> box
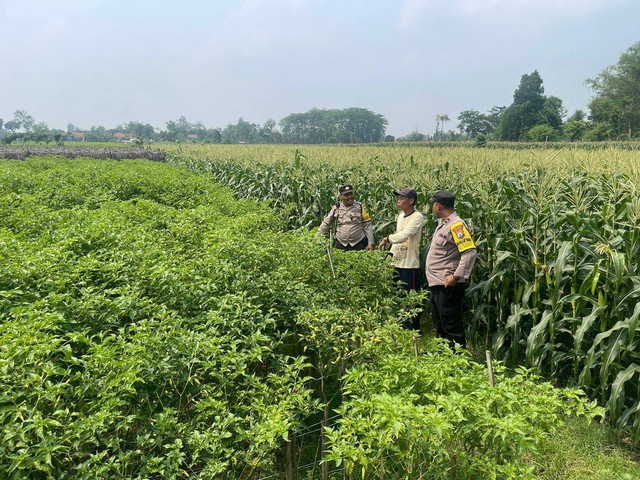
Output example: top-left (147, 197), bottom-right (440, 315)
top-left (425, 190), bottom-right (477, 349)
top-left (318, 184), bottom-right (374, 251)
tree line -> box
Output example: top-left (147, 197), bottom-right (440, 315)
top-left (2, 41), bottom-right (638, 145)
top-left (0, 108), bottom-right (389, 145)
top-left (455, 41), bottom-right (640, 142)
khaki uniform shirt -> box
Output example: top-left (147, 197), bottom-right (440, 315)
top-left (389, 210), bottom-right (424, 269)
top-left (425, 212), bottom-right (477, 286)
top-left (318, 201), bottom-right (374, 247)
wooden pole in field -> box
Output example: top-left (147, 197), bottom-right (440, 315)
top-left (285, 437), bottom-right (293, 480)
top-left (321, 403), bottom-right (329, 480)
top-left (486, 350), bottom-right (495, 387)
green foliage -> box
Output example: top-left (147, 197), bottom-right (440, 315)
top-left (531, 417), bottom-right (640, 479)
top-left (567, 110), bottom-right (587, 123)
top-left (475, 133), bottom-right (487, 147)
top-left (498, 71), bottom-right (546, 141)
top-left (587, 41), bottom-right (640, 140)
top-left (326, 335), bottom-right (601, 479)
top-left (565, 120), bottom-right (589, 141)
top-left (406, 130), bottom-right (427, 142)
top-left (1, 154), bottom-right (633, 479)
top-left (0, 157), bottom-right (408, 478)
top-left (457, 110), bottom-right (493, 138)
top-left (280, 107), bottom-right (388, 143)
top-left (528, 124), bottom-right (559, 142)
top-left (497, 71), bottom-right (566, 141)
top-left (169, 144), bottom-right (640, 443)
top-left (542, 96), bottom-right (567, 131)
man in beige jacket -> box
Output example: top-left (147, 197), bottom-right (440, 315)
top-left (378, 187), bottom-right (424, 331)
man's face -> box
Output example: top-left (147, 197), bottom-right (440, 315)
top-left (340, 191), bottom-right (355, 206)
top-left (397, 195), bottom-right (413, 211)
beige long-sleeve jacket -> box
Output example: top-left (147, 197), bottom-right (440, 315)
top-left (388, 210), bottom-right (424, 269)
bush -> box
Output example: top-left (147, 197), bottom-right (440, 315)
top-left (527, 124), bottom-right (559, 142)
top-left (327, 335), bottom-right (602, 479)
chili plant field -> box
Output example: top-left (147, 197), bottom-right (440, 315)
top-left (166, 144), bottom-right (640, 442)
top-left (0, 156), bottom-right (602, 479)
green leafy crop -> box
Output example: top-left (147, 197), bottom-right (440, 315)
top-left (0, 156), bottom-right (604, 479)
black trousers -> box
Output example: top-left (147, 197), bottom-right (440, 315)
top-left (335, 236), bottom-right (368, 251)
top-left (430, 284), bottom-right (466, 348)
top-left (394, 268), bottom-right (422, 332)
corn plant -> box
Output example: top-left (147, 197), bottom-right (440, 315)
top-left (166, 144), bottom-right (640, 441)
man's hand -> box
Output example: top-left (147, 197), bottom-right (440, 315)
top-left (445, 275), bottom-right (458, 288)
top-left (378, 236), bottom-right (388, 250)
top-left (367, 244), bottom-right (375, 251)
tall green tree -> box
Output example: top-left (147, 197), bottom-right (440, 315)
top-left (435, 114), bottom-right (449, 139)
top-left (587, 41), bottom-right (640, 140)
top-left (457, 110), bottom-right (492, 138)
top-left (4, 120), bottom-right (20, 133)
top-left (498, 71), bottom-right (547, 141)
top-left (541, 96), bottom-right (567, 131)
top-left (13, 110), bottom-right (35, 132)
top-left (164, 116), bottom-right (194, 142)
top-left (31, 122), bottom-right (50, 135)
top-left (122, 121), bottom-right (156, 140)
top-left (486, 106), bottom-right (505, 133)
top-left (259, 119), bottom-right (279, 143)
top-left (567, 110), bottom-right (587, 123)
top-left (222, 118), bottom-right (259, 143)
top-left (85, 126), bottom-right (111, 142)
top-left (564, 120), bottom-right (589, 141)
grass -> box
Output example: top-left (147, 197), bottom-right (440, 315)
top-left (533, 417), bottom-right (640, 479)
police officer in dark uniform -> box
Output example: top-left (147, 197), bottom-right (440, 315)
top-left (318, 184), bottom-right (374, 251)
top-left (425, 190), bottom-right (477, 349)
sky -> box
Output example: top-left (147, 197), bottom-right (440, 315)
top-left (1, 0), bottom-right (639, 137)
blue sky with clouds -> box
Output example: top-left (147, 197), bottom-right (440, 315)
top-left (1, 0), bottom-right (639, 136)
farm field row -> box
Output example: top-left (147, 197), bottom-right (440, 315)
top-left (166, 144), bottom-right (640, 443)
top-left (0, 156), bottom-right (626, 478)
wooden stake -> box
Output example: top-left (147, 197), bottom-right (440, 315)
top-left (321, 403), bottom-right (329, 480)
top-left (285, 437), bottom-right (293, 480)
top-left (486, 350), bottom-right (495, 387)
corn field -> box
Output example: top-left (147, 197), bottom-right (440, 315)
top-left (167, 144), bottom-right (640, 440)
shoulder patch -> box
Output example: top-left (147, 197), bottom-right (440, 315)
top-left (361, 203), bottom-right (371, 222)
top-left (451, 221), bottom-right (475, 252)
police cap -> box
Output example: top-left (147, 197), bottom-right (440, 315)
top-left (339, 184), bottom-right (354, 194)
top-left (393, 187), bottom-right (417, 200)
top-left (430, 190), bottom-right (455, 208)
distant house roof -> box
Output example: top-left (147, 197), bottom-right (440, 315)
top-left (113, 132), bottom-right (135, 139)
top-left (187, 134), bottom-right (198, 139)
top-left (72, 132), bottom-right (85, 139)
